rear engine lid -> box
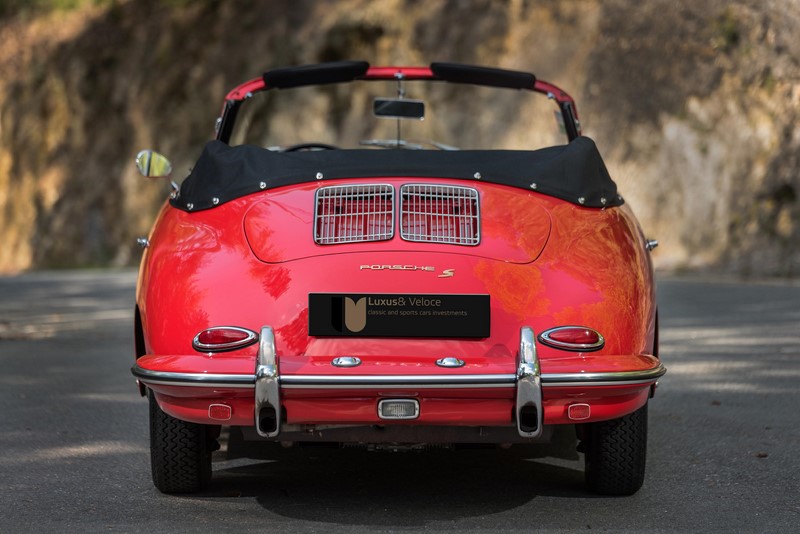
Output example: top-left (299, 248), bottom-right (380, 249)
top-left (244, 180), bottom-right (551, 263)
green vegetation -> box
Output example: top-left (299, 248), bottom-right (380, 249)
top-left (0, 0), bottom-right (117, 18)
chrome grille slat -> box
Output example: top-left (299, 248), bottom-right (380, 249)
top-left (314, 184), bottom-right (394, 244)
top-left (400, 184), bottom-right (480, 246)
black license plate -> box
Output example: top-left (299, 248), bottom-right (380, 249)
top-left (308, 293), bottom-right (490, 338)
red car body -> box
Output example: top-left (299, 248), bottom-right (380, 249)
top-left (132, 62), bottom-right (664, 495)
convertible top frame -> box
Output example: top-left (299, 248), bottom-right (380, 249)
top-left (215, 61), bottom-right (582, 144)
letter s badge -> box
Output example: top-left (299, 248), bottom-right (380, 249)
top-left (438, 269), bottom-right (455, 278)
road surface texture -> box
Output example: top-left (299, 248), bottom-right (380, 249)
top-left (1, 270), bottom-right (798, 532)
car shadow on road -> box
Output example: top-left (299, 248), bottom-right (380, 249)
top-left (191, 428), bottom-right (593, 527)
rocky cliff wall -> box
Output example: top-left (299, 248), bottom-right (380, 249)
top-left (0, 0), bottom-right (798, 275)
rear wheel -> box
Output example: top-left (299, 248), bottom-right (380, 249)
top-left (149, 392), bottom-right (212, 493)
top-left (583, 402), bottom-right (648, 496)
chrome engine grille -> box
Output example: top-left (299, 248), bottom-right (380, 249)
top-left (400, 184), bottom-right (480, 245)
top-left (314, 184), bottom-right (394, 244)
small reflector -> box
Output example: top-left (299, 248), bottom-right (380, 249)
top-left (568, 403), bottom-right (591, 421)
top-left (378, 399), bottom-right (419, 420)
top-left (208, 404), bottom-right (232, 421)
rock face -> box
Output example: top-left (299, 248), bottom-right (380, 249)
top-left (0, 0), bottom-right (798, 275)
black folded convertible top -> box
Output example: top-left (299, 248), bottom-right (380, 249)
top-left (172, 137), bottom-right (622, 212)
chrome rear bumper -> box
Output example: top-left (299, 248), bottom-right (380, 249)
top-left (132, 325), bottom-right (666, 438)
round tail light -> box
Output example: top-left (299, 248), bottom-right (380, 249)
top-left (538, 326), bottom-right (604, 352)
top-left (192, 326), bottom-right (259, 352)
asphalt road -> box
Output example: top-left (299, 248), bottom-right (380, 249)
top-left (1, 270), bottom-right (798, 532)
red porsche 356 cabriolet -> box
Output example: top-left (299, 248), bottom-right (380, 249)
top-left (132, 61), bottom-right (664, 495)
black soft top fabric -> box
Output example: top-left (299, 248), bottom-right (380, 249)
top-left (172, 136), bottom-right (622, 212)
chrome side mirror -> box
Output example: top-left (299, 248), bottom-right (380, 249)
top-left (135, 150), bottom-right (173, 178)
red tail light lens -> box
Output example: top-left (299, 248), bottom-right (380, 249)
top-left (538, 326), bottom-right (605, 352)
top-left (192, 327), bottom-right (259, 352)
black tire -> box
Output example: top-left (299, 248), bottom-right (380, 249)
top-left (584, 402), bottom-right (648, 496)
top-left (149, 392), bottom-right (212, 493)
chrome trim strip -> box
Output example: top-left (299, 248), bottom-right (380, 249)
top-left (131, 365), bottom-right (254, 388)
top-left (542, 364), bottom-right (667, 385)
top-left (543, 379), bottom-right (660, 387)
top-left (281, 383), bottom-right (514, 390)
top-left (516, 327), bottom-right (543, 438)
top-left (133, 361), bottom-right (665, 391)
top-left (254, 326), bottom-right (281, 438)
top-left (280, 374), bottom-right (517, 387)
top-left (132, 365), bottom-right (665, 389)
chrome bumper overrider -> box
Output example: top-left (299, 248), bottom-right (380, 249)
top-left (254, 326), bottom-right (280, 438)
top-left (516, 326), bottom-right (542, 438)
top-left (132, 325), bottom-right (667, 439)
